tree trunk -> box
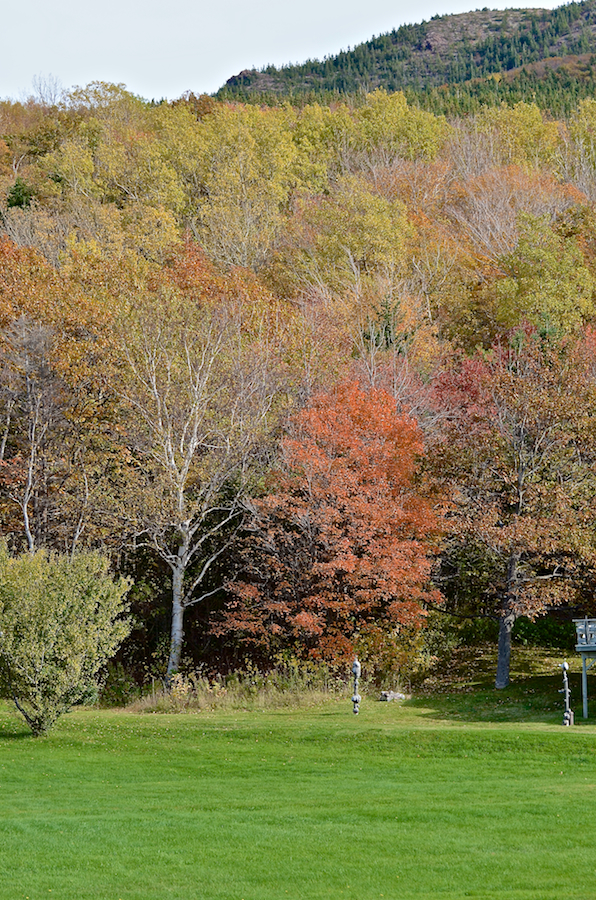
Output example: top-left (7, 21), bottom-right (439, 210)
top-left (166, 563), bottom-right (185, 678)
top-left (495, 606), bottom-right (516, 689)
top-left (495, 551), bottom-right (519, 690)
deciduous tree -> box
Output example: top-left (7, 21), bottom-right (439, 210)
top-left (114, 247), bottom-right (289, 675)
top-left (434, 328), bottom-right (596, 688)
top-left (215, 381), bottom-right (443, 665)
top-left (0, 239), bottom-right (123, 554)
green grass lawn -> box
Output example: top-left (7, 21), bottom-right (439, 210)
top-left (2, 662), bottom-right (596, 900)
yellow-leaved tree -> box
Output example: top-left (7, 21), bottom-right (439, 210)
top-left (113, 246), bottom-right (292, 675)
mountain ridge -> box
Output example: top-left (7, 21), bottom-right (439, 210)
top-left (216, 1), bottom-right (596, 101)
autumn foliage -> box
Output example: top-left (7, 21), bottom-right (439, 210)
top-left (434, 327), bottom-right (596, 686)
top-left (215, 382), bottom-right (443, 663)
top-left (5, 85), bottom-right (596, 683)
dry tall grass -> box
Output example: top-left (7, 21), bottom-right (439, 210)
top-left (127, 662), bottom-right (352, 714)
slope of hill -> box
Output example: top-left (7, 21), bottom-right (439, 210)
top-left (217, 0), bottom-right (596, 102)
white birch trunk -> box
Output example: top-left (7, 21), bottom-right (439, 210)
top-left (166, 560), bottom-right (186, 678)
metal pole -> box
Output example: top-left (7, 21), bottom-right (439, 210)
top-left (583, 655), bottom-right (589, 719)
top-left (560, 662), bottom-right (573, 726)
top-left (352, 658), bottom-right (361, 715)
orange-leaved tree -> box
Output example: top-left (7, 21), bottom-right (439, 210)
top-left (0, 238), bottom-right (121, 553)
top-left (215, 381), bottom-right (443, 666)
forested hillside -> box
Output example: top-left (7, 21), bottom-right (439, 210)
top-left (2, 78), bottom-right (596, 690)
top-left (218, 0), bottom-right (596, 115)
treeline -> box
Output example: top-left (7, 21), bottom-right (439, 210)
top-left (409, 62), bottom-right (596, 118)
top-left (218, 0), bottom-right (596, 103)
top-left (219, 64), bottom-right (596, 120)
top-left (3, 84), bottom-right (596, 689)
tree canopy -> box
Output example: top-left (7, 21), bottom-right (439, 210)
top-left (2, 79), bottom-right (596, 690)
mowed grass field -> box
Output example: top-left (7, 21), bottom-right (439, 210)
top-left (1, 665), bottom-right (596, 900)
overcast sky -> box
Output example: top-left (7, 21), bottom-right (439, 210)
top-left (3, 0), bottom-right (562, 102)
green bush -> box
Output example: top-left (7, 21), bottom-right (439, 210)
top-left (512, 615), bottom-right (576, 650)
top-left (0, 547), bottom-right (131, 735)
top-left (6, 177), bottom-right (34, 209)
top-left (99, 661), bottom-right (141, 707)
top-left (456, 616), bottom-right (500, 646)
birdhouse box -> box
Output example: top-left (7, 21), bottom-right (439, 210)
top-left (573, 619), bottom-right (596, 719)
top-left (574, 618), bottom-right (596, 648)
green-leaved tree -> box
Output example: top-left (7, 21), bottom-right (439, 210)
top-left (0, 548), bottom-right (131, 735)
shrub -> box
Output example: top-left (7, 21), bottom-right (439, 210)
top-left (512, 615), bottom-right (576, 650)
top-left (6, 177), bottom-right (34, 209)
top-left (0, 548), bottom-right (131, 735)
top-left (99, 662), bottom-right (141, 707)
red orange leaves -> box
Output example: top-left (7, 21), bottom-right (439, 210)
top-left (216, 381), bottom-right (443, 662)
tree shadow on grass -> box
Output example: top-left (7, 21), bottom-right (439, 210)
top-left (0, 706), bottom-right (32, 739)
top-left (408, 645), bottom-right (591, 726)
top-left (0, 727), bottom-right (33, 740)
